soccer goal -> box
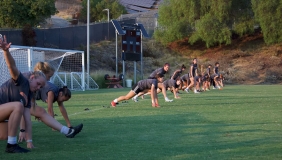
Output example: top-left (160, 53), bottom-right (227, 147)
top-left (0, 45), bottom-right (99, 91)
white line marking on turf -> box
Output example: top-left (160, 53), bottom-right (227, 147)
top-left (32, 107), bottom-right (105, 124)
top-left (67, 107), bottom-right (104, 117)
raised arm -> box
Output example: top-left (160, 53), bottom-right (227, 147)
top-left (0, 35), bottom-right (19, 80)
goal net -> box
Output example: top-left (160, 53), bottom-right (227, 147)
top-left (0, 45), bottom-right (99, 91)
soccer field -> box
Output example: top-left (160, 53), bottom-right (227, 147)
top-left (1, 85), bottom-right (282, 159)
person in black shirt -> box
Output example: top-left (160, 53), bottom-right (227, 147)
top-left (148, 63), bottom-right (170, 79)
top-left (193, 74), bottom-right (202, 93)
top-left (171, 64), bottom-right (186, 80)
top-left (161, 78), bottom-right (181, 99)
top-left (201, 73), bottom-right (210, 91)
top-left (185, 58), bottom-right (198, 93)
top-left (0, 35), bottom-right (46, 153)
top-left (212, 62), bottom-right (221, 89)
top-left (180, 73), bottom-right (191, 92)
top-left (111, 73), bottom-right (164, 108)
top-left (133, 63), bottom-right (173, 102)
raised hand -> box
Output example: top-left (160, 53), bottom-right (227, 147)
top-left (0, 34), bottom-right (12, 51)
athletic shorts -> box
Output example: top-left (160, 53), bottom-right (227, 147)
top-left (131, 83), bottom-right (142, 94)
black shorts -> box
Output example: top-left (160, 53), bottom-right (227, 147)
top-left (131, 83), bottom-right (142, 94)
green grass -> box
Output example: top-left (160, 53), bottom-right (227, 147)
top-left (2, 85), bottom-right (282, 159)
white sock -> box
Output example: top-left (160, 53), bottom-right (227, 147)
top-left (133, 95), bottom-right (138, 99)
top-left (144, 93), bottom-right (149, 96)
top-left (7, 136), bottom-right (17, 144)
top-left (113, 99), bottom-right (118, 103)
top-left (60, 126), bottom-right (70, 135)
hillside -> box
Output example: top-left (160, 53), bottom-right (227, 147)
top-left (87, 30), bottom-right (282, 85)
top-left (168, 31), bottom-right (282, 84)
top-left (54, 0), bottom-right (282, 85)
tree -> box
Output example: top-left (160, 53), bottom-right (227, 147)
top-left (154, 0), bottom-right (194, 45)
top-left (0, 0), bottom-right (57, 28)
top-left (80, 0), bottom-right (127, 23)
top-left (252, 0), bottom-right (282, 45)
top-left (190, 13), bottom-right (232, 48)
top-left (22, 25), bottom-right (37, 46)
top-left (155, 0), bottom-right (255, 47)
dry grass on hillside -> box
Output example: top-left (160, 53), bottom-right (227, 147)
top-left (55, 0), bottom-right (82, 19)
top-left (168, 32), bottom-right (282, 84)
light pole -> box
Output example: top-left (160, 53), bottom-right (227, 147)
top-left (86, 0), bottom-right (90, 89)
top-left (103, 9), bottom-right (109, 40)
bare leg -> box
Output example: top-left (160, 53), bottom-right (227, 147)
top-left (187, 77), bottom-right (194, 90)
top-left (132, 89), bottom-right (150, 101)
top-left (30, 105), bottom-right (63, 131)
top-left (214, 78), bottom-right (220, 88)
top-left (116, 91), bottom-right (136, 102)
top-left (181, 81), bottom-right (188, 90)
top-left (0, 122), bottom-right (8, 140)
top-left (0, 102), bottom-right (24, 137)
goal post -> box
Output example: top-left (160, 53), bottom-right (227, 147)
top-left (0, 45), bottom-right (99, 91)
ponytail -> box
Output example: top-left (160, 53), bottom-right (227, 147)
top-left (59, 86), bottom-right (71, 99)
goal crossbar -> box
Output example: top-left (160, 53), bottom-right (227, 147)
top-left (0, 45), bottom-right (99, 91)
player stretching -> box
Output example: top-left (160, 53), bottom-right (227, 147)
top-left (111, 73), bottom-right (164, 108)
top-left (0, 35), bottom-right (46, 153)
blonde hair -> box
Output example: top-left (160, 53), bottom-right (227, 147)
top-left (34, 62), bottom-right (55, 75)
top-left (32, 70), bottom-right (46, 79)
top-left (31, 70), bottom-right (47, 109)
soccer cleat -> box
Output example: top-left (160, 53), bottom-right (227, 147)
top-left (152, 103), bottom-right (160, 108)
top-left (132, 98), bottom-right (138, 102)
top-left (194, 90), bottom-right (200, 94)
top-left (5, 144), bottom-right (30, 153)
top-left (111, 101), bottom-right (116, 107)
top-left (185, 88), bottom-right (189, 93)
top-left (165, 98), bottom-right (173, 102)
top-left (213, 86), bottom-right (217, 89)
top-left (66, 123), bottom-right (83, 138)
